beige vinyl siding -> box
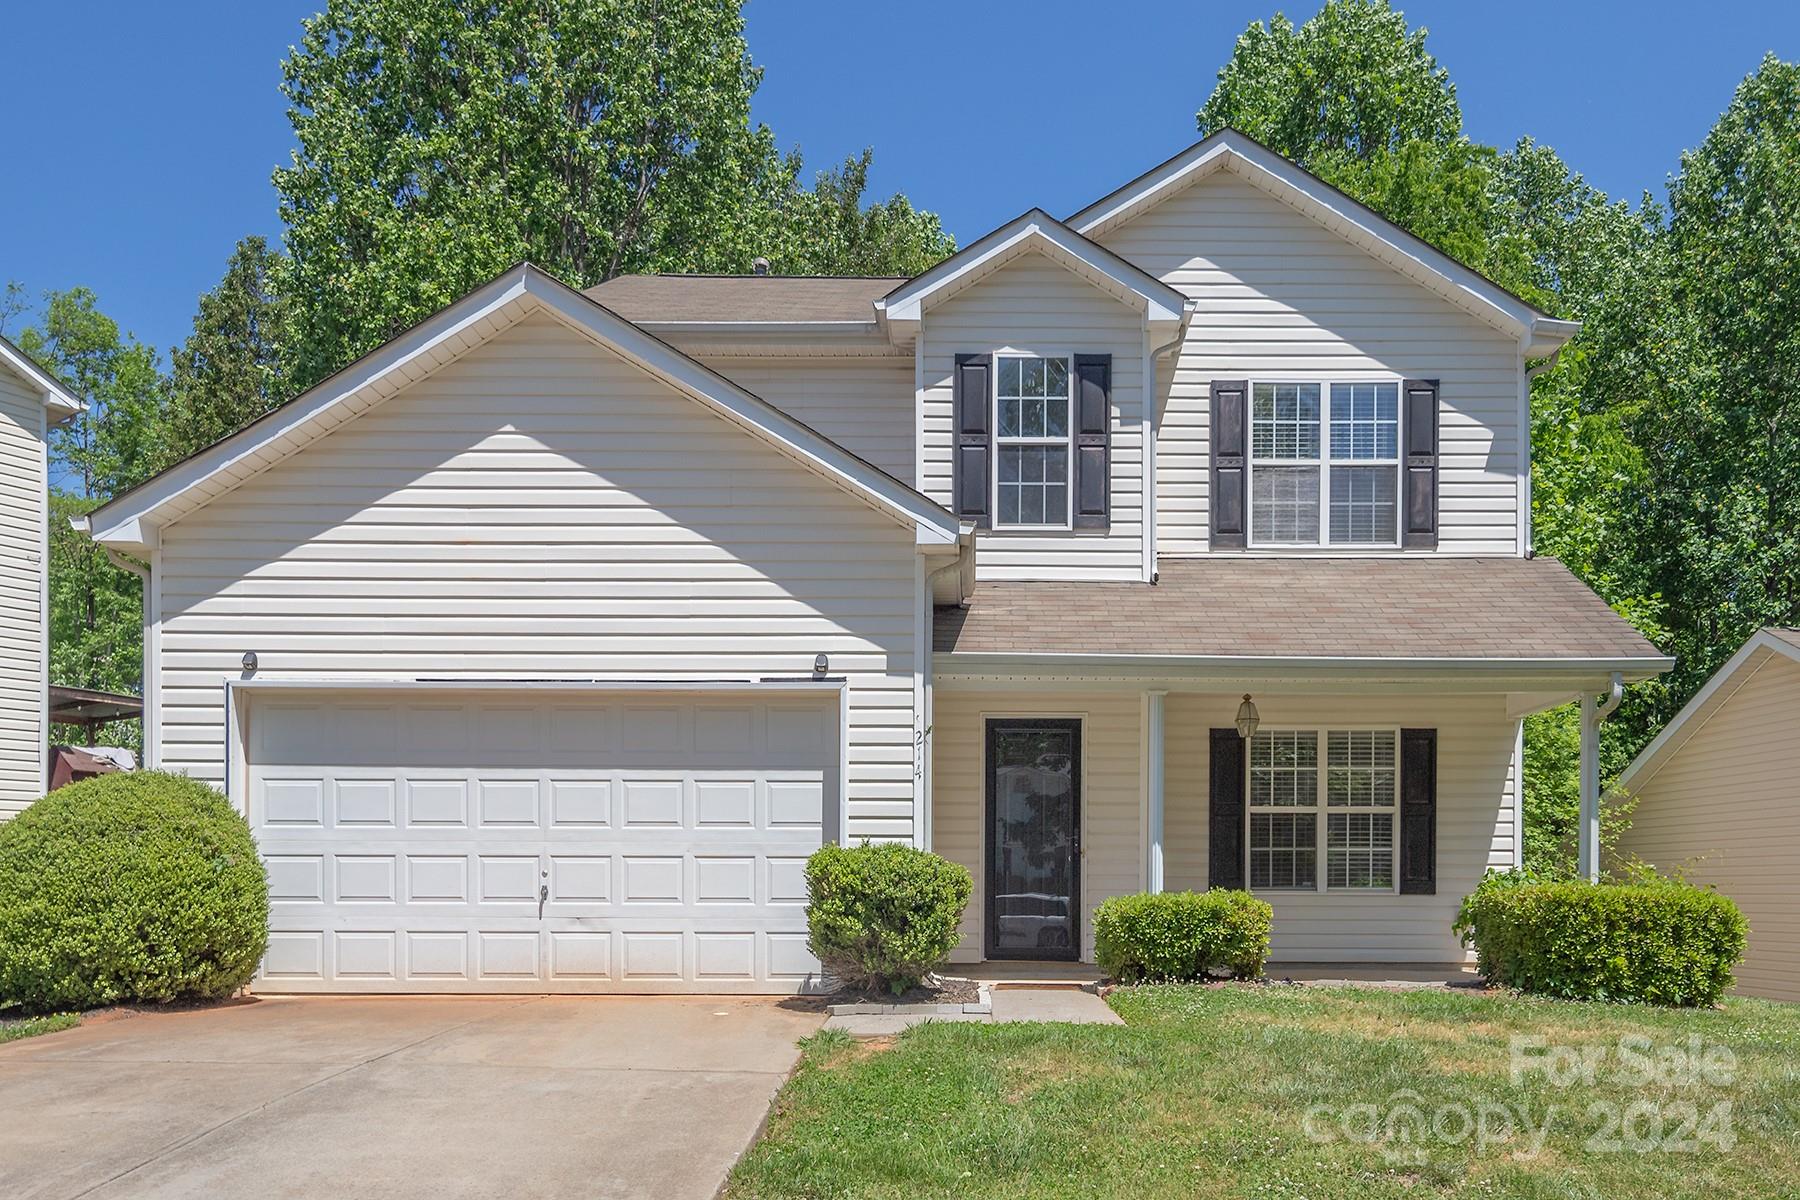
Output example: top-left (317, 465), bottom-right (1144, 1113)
top-left (697, 356), bottom-right (915, 483)
top-left (932, 688), bottom-right (1142, 962)
top-left (154, 313), bottom-right (922, 841)
top-left (0, 367), bottom-right (46, 812)
top-left (932, 688), bottom-right (1514, 965)
top-left (1618, 654), bottom-right (1800, 1001)
top-left (1098, 172), bottom-right (1523, 557)
top-left (919, 255), bottom-right (1146, 580)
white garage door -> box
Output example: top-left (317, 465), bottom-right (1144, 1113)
top-left (246, 689), bottom-right (837, 993)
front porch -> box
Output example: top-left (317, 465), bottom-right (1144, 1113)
top-left (927, 684), bottom-right (1527, 967)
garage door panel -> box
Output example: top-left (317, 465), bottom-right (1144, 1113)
top-left (248, 691), bottom-right (836, 993)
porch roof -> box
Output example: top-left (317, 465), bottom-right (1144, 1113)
top-left (933, 557), bottom-right (1667, 674)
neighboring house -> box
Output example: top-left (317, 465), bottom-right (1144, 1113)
top-left (81, 131), bottom-right (1667, 993)
top-left (0, 335), bottom-right (84, 815)
top-left (1615, 629), bottom-right (1800, 1002)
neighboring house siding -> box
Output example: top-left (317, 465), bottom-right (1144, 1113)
top-left (919, 256), bottom-right (1146, 581)
top-left (1618, 655), bottom-right (1800, 1002)
top-left (153, 313), bottom-right (922, 841)
top-left (698, 356), bottom-right (915, 484)
top-left (1097, 172), bottom-right (1523, 557)
top-left (0, 367), bottom-right (45, 812)
top-left (931, 688), bottom-right (1514, 965)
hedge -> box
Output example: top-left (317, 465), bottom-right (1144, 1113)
top-left (805, 842), bottom-right (972, 995)
top-left (0, 772), bottom-right (269, 1012)
top-left (1093, 889), bottom-right (1272, 983)
top-left (1454, 869), bottom-right (1747, 1006)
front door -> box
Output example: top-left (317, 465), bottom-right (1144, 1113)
top-left (985, 718), bottom-right (1081, 960)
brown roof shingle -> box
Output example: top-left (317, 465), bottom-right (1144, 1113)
top-left (583, 274), bottom-right (902, 324)
top-left (935, 557), bottom-right (1665, 664)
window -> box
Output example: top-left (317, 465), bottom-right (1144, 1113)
top-left (1248, 381), bottom-right (1400, 546)
top-left (1248, 728), bottom-right (1398, 892)
top-left (995, 355), bottom-right (1071, 527)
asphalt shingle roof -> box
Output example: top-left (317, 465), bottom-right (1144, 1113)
top-left (934, 556), bottom-right (1665, 662)
top-left (583, 275), bottom-right (901, 324)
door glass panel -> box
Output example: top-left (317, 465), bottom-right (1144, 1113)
top-left (989, 723), bottom-right (1077, 956)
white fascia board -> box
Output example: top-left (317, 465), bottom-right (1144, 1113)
top-left (0, 333), bottom-right (85, 421)
top-left (87, 263), bottom-right (960, 552)
top-left (881, 210), bottom-right (1186, 332)
top-left (1614, 630), bottom-right (1800, 794)
top-left (86, 268), bottom-right (535, 553)
top-left (531, 272), bottom-right (959, 543)
top-left (1068, 131), bottom-right (1561, 347)
top-left (934, 651), bottom-right (1673, 689)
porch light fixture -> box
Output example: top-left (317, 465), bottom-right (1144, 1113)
top-left (241, 651), bottom-right (259, 674)
top-left (1235, 694), bottom-right (1260, 741)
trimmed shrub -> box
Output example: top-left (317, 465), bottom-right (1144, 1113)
top-left (1454, 869), bottom-right (1747, 1006)
top-left (805, 842), bottom-right (972, 995)
top-left (0, 772), bottom-right (269, 1012)
top-left (1093, 889), bottom-right (1272, 983)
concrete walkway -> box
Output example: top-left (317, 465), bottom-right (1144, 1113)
top-left (825, 986), bottom-right (1123, 1037)
top-left (0, 994), bottom-right (822, 1200)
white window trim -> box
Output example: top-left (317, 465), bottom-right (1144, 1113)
top-left (992, 350), bottom-right (1075, 531)
top-left (1244, 725), bottom-right (1402, 895)
top-left (1245, 377), bottom-right (1402, 550)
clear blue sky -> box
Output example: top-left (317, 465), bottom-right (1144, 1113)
top-left (2, 1), bottom-right (1795, 359)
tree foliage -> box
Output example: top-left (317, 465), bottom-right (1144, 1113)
top-left (273, 0), bottom-right (950, 391)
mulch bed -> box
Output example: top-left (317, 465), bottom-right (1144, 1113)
top-left (786, 975), bottom-right (983, 1010)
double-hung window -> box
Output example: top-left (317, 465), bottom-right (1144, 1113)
top-left (995, 354), bottom-right (1071, 527)
top-left (1247, 728), bottom-right (1399, 892)
top-left (1248, 381), bottom-right (1400, 546)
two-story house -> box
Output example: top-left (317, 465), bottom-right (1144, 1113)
top-left (82, 131), bottom-right (1666, 992)
top-left (0, 335), bottom-right (84, 815)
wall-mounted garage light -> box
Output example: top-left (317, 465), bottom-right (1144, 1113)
top-left (241, 651), bottom-right (259, 674)
top-left (813, 653), bottom-right (829, 678)
top-left (1235, 694), bottom-right (1260, 741)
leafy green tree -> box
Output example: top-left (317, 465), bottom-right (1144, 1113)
top-left (157, 236), bottom-right (291, 471)
top-left (13, 289), bottom-right (163, 497)
top-left (273, 0), bottom-right (950, 391)
top-left (766, 150), bottom-right (952, 277)
top-left (46, 495), bottom-right (143, 749)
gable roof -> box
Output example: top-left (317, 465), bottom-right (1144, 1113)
top-left (0, 332), bottom-right (85, 422)
top-left (876, 209), bottom-right (1190, 345)
top-left (1066, 129), bottom-right (1580, 356)
top-left (583, 275), bottom-right (903, 327)
top-left (1615, 628), bottom-right (1800, 795)
top-left (83, 263), bottom-right (961, 554)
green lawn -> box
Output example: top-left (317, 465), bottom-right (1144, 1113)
top-left (727, 985), bottom-right (1800, 1200)
top-left (0, 1012), bottom-right (78, 1045)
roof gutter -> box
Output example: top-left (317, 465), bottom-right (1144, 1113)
top-left (934, 650), bottom-right (1673, 685)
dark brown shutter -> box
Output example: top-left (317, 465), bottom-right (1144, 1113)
top-left (1209, 728), bottom-right (1246, 889)
top-left (1210, 380), bottom-right (1248, 549)
top-left (1399, 728), bottom-right (1437, 894)
top-left (953, 354), bottom-right (992, 527)
top-left (1073, 354), bottom-right (1111, 529)
top-left (1402, 379), bottom-right (1439, 549)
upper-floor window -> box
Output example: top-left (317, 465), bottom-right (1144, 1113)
top-left (1249, 381), bottom-right (1399, 547)
top-left (995, 354), bottom-right (1071, 527)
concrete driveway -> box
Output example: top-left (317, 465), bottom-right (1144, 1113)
top-left (0, 994), bottom-right (822, 1199)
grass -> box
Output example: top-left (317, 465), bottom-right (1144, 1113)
top-left (0, 1011), bottom-right (78, 1045)
top-left (726, 985), bottom-right (1800, 1200)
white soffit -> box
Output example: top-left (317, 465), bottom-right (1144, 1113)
top-left (85, 264), bottom-right (961, 553)
top-left (1067, 129), bottom-right (1577, 354)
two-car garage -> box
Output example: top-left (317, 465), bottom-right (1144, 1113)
top-left (241, 686), bottom-right (839, 993)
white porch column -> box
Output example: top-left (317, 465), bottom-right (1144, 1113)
top-left (1577, 691), bottom-right (1600, 882)
top-left (1145, 689), bottom-right (1167, 893)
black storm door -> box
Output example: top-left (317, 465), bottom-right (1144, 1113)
top-left (985, 718), bottom-right (1081, 960)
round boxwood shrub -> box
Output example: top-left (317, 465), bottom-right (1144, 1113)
top-left (0, 772), bottom-right (269, 1012)
top-left (1093, 889), bottom-right (1272, 983)
top-left (1454, 869), bottom-right (1747, 1006)
top-left (805, 841), bottom-right (972, 995)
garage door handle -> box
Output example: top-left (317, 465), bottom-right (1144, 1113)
top-left (538, 883), bottom-right (548, 919)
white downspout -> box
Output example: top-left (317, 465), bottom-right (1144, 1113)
top-left (1577, 672), bottom-right (1624, 881)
